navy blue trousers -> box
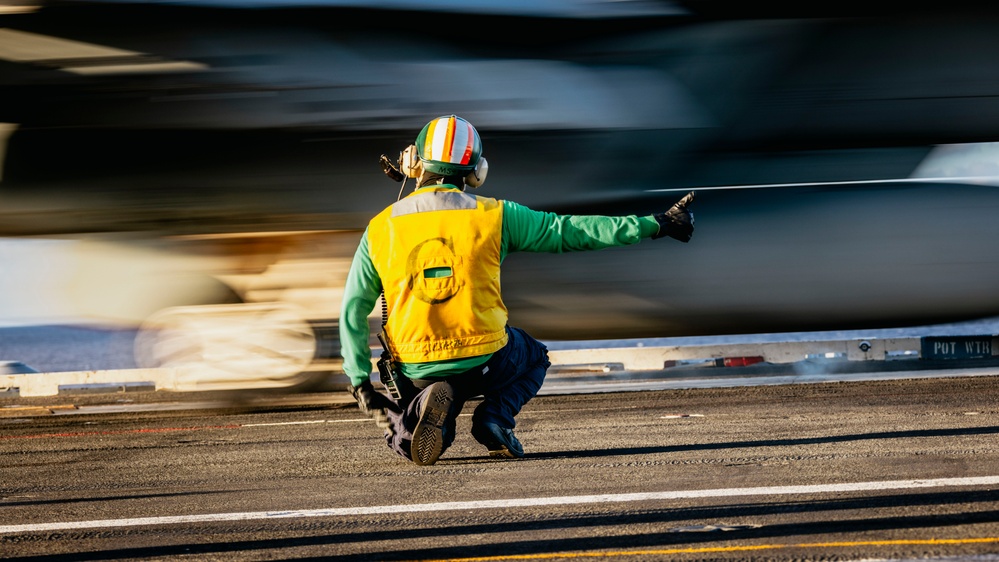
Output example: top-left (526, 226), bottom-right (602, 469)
top-left (382, 326), bottom-right (550, 462)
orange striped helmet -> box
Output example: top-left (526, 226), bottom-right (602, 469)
top-left (414, 115), bottom-right (482, 176)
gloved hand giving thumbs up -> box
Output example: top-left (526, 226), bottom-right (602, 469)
top-left (652, 191), bottom-right (695, 243)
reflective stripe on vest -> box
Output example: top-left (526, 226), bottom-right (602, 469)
top-left (368, 187), bottom-right (508, 363)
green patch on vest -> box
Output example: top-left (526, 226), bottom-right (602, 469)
top-left (424, 266), bottom-right (453, 278)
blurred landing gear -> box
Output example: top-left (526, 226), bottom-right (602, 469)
top-left (134, 302), bottom-right (319, 392)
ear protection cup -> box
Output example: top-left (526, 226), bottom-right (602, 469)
top-left (399, 144), bottom-right (422, 179)
top-left (464, 156), bottom-right (488, 188)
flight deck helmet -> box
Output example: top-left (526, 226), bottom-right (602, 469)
top-left (404, 115), bottom-right (488, 187)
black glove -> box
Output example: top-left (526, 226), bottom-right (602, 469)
top-left (652, 191), bottom-right (695, 243)
top-left (347, 380), bottom-right (394, 433)
top-left (379, 154), bottom-right (405, 182)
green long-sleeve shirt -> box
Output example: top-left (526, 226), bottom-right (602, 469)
top-left (338, 185), bottom-right (661, 387)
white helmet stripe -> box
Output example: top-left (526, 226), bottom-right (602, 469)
top-left (451, 120), bottom-right (471, 165)
top-left (427, 118), bottom-right (446, 162)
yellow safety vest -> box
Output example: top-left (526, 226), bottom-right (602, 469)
top-left (367, 187), bottom-right (509, 362)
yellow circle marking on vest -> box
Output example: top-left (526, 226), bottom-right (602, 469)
top-left (407, 236), bottom-right (459, 305)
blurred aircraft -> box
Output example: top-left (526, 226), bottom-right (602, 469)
top-left (1, 0), bottom-right (999, 384)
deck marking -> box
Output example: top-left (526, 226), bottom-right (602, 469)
top-left (408, 538), bottom-right (999, 561)
top-left (0, 424), bottom-right (241, 439)
top-left (3, 475), bottom-right (999, 534)
top-left (242, 420), bottom-right (328, 427)
top-left (1, 418), bottom-right (372, 439)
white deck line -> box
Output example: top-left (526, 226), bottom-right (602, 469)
top-left (3, 476), bottom-right (999, 534)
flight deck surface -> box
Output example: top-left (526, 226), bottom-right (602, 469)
top-left (2, 322), bottom-right (999, 561)
top-left (2, 374), bottom-right (998, 561)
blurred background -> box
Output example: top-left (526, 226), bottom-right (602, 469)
top-left (3, 0), bottom-right (999, 386)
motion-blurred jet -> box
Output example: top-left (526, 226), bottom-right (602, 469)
top-left (1, 0), bottom-right (999, 360)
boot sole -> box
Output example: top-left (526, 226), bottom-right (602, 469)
top-left (412, 382), bottom-right (453, 466)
